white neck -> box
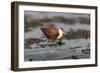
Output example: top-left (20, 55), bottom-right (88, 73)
top-left (57, 29), bottom-right (64, 39)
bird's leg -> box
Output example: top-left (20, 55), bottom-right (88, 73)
top-left (53, 40), bottom-right (58, 46)
top-left (56, 39), bottom-right (63, 46)
top-left (47, 40), bottom-right (50, 46)
top-left (53, 41), bottom-right (56, 46)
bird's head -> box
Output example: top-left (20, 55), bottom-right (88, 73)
top-left (59, 27), bottom-right (64, 36)
top-left (60, 27), bottom-right (64, 31)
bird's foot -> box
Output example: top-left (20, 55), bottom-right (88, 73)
top-left (57, 41), bottom-right (65, 46)
top-left (53, 43), bottom-right (57, 46)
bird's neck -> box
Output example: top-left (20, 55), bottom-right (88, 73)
top-left (57, 29), bottom-right (64, 39)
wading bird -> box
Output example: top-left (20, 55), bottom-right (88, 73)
top-left (41, 27), bottom-right (64, 46)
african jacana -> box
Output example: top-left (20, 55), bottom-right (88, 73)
top-left (41, 27), bottom-right (64, 46)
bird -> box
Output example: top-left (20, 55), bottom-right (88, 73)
top-left (40, 27), bottom-right (64, 46)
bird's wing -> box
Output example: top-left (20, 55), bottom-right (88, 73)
top-left (41, 28), bottom-right (59, 40)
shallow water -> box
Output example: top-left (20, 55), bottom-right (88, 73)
top-left (24, 38), bottom-right (90, 61)
top-left (24, 23), bottom-right (90, 62)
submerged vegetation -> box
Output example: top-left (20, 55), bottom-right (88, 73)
top-left (64, 29), bottom-right (90, 39)
top-left (24, 29), bottom-right (90, 49)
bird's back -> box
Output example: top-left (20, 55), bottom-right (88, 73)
top-left (41, 27), bottom-right (59, 40)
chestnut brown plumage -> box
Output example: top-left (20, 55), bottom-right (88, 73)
top-left (41, 27), bottom-right (59, 40)
top-left (41, 27), bottom-right (64, 46)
